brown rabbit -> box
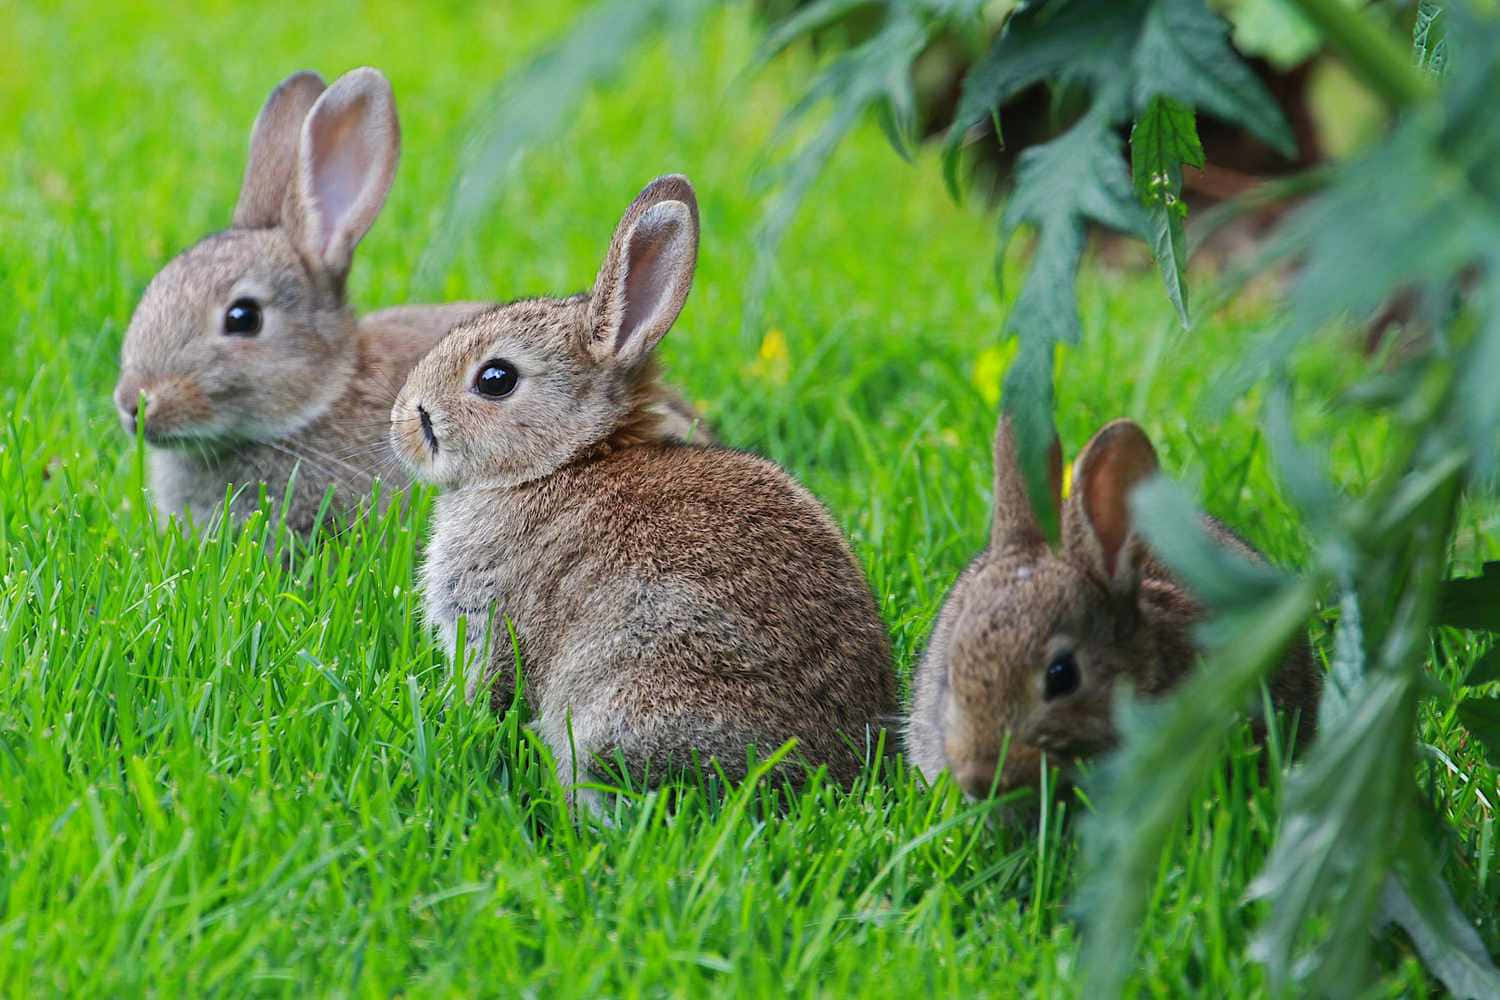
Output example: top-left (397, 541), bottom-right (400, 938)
top-left (112, 69), bottom-right (709, 537)
top-left (392, 175), bottom-right (897, 801)
top-left (907, 416), bottom-right (1321, 799)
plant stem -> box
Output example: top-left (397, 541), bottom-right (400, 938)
top-left (1284, 0), bottom-right (1437, 111)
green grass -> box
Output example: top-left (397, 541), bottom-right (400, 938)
top-left (1, 1), bottom-right (1496, 995)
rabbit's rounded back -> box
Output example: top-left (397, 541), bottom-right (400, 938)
top-left (908, 417), bottom-right (1318, 799)
top-left (397, 176), bottom-right (896, 792)
top-left (115, 68), bottom-right (399, 448)
top-left (393, 175), bottom-right (699, 489)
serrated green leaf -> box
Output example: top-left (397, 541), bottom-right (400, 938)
top-left (1213, 119), bottom-right (1500, 408)
top-left (1248, 669), bottom-right (1419, 995)
top-left (1130, 95), bottom-right (1204, 200)
top-left (942, 0), bottom-right (1148, 192)
top-left (1435, 562), bottom-right (1500, 632)
top-left (1143, 206), bottom-right (1191, 326)
top-left (1262, 382), bottom-right (1341, 527)
top-left (1004, 220), bottom-right (1086, 349)
top-left (873, 59), bottom-right (920, 161)
top-left (1380, 814), bottom-right (1500, 1000)
top-left (747, 11), bottom-right (928, 335)
top-left (1131, 96), bottom-right (1202, 326)
top-left (1250, 484), bottom-right (1456, 994)
top-left (1457, 697), bottom-right (1500, 765)
top-left (1413, 1), bottom-right (1447, 75)
top-left (1132, 0), bottom-right (1296, 157)
top-left (1129, 476), bottom-right (1286, 611)
top-left (769, 11), bottom-right (924, 142)
top-left (947, 0), bottom-right (1146, 138)
top-left (1248, 11), bottom-right (1500, 371)
top-left (997, 112), bottom-right (1143, 536)
top-left (1002, 113), bottom-right (1146, 345)
top-left (1278, 124), bottom-right (1496, 341)
top-left (1080, 578), bottom-right (1321, 994)
top-left (748, 0), bottom-right (876, 73)
top-left (1320, 585), bottom-right (1364, 729)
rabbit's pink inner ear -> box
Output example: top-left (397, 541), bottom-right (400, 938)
top-left (589, 175), bottom-right (700, 364)
top-left (234, 71), bottom-right (327, 229)
top-left (1072, 421), bottom-right (1160, 579)
top-left (290, 67), bottom-right (399, 277)
top-left (612, 202), bottom-right (697, 358)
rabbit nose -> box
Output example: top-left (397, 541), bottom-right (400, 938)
top-left (953, 756), bottom-right (1000, 799)
top-left (417, 404), bottom-right (439, 453)
top-left (114, 378), bottom-right (155, 432)
top-left (953, 741), bottom-right (1045, 798)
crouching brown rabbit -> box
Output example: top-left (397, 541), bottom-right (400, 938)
top-left (392, 175), bottom-right (896, 804)
top-left (907, 415), bottom-right (1321, 800)
top-left (113, 69), bottom-right (706, 538)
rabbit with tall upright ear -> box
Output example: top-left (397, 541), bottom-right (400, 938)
top-left (113, 69), bottom-right (711, 538)
top-left (907, 416), bottom-right (1322, 800)
top-left (393, 175), bottom-right (897, 801)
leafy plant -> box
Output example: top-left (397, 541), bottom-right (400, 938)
top-left (429, 0), bottom-right (1500, 991)
top-left (1085, 2), bottom-right (1500, 993)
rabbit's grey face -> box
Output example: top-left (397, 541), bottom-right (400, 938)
top-left (114, 65), bottom-right (402, 454)
top-left (939, 549), bottom-right (1147, 798)
top-left (395, 174), bottom-right (700, 490)
top-left (929, 416), bottom-right (1169, 799)
top-left (114, 228), bottom-right (354, 448)
top-left (392, 297), bottom-right (627, 490)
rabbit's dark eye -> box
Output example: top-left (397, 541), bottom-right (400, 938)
top-left (1044, 651), bottom-right (1080, 700)
top-left (223, 298), bottom-right (262, 336)
top-left (474, 359), bottom-right (519, 399)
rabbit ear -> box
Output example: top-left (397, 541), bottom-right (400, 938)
top-left (234, 71), bottom-right (327, 229)
top-left (285, 67), bottom-right (399, 279)
top-left (1064, 420), bottom-right (1160, 588)
top-left (990, 414), bottom-right (1062, 553)
top-left (587, 174), bottom-right (699, 365)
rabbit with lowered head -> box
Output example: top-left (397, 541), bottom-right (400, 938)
top-left (392, 175), bottom-right (897, 799)
top-left (907, 416), bottom-right (1321, 799)
top-left (113, 69), bottom-right (709, 537)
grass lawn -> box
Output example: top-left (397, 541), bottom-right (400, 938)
top-left (2, 1), bottom-right (1496, 995)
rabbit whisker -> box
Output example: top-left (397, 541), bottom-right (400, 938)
top-left (263, 440), bottom-right (357, 488)
top-left (320, 438), bottom-right (409, 481)
top-left (297, 440), bottom-right (392, 482)
top-left (325, 447), bottom-right (406, 474)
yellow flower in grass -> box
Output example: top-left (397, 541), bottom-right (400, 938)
top-left (973, 339), bottom-right (1071, 406)
top-left (747, 328), bottom-right (790, 383)
top-left (971, 342), bottom-right (1015, 406)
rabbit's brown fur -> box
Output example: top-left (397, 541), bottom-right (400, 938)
top-left (395, 176), bottom-right (896, 799)
top-left (908, 417), bottom-right (1321, 799)
top-left (114, 70), bottom-right (706, 537)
